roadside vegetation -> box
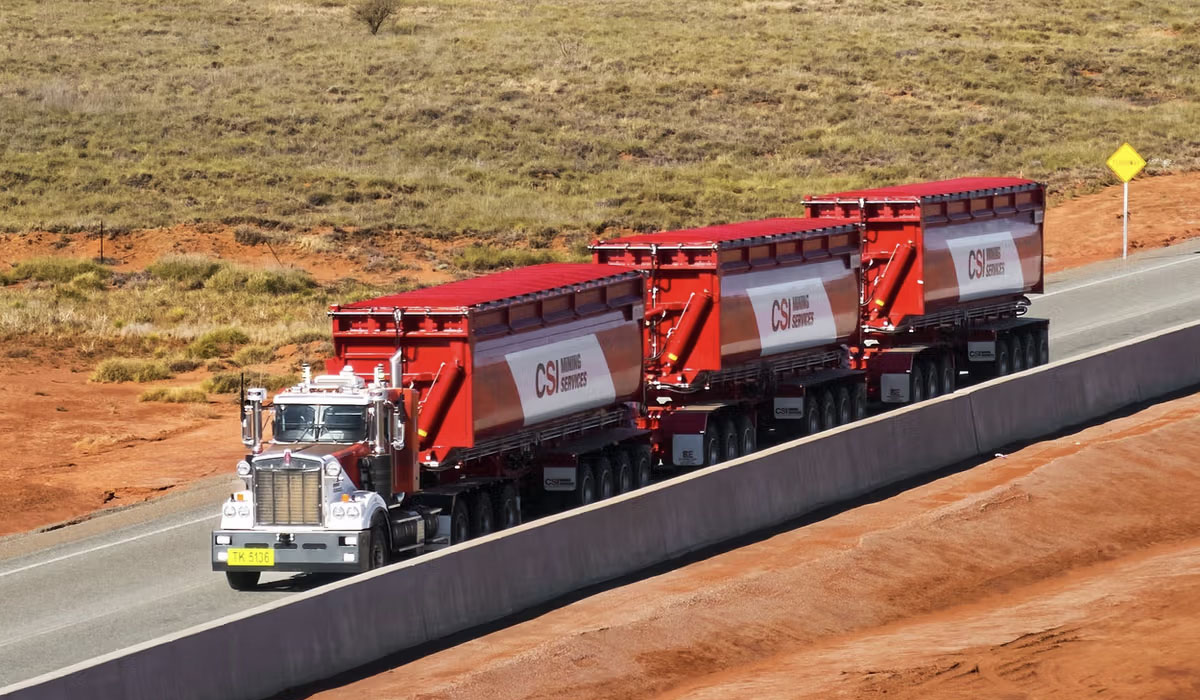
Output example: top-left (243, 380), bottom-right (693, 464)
top-left (1, 0), bottom-right (1197, 238)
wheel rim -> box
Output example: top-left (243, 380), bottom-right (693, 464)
top-left (943, 366), bottom-right (955, 394)
top-left (600, 472), bottom-right (614, 499)
top-left (581, 475), bottom-right (595, 505)
top-left (455, 515), bottom-right (468, 543)
top-left (926, 367), bottom-right (939, 398)
top-left (911, 370), bottom-right (924, 403)
top-left (725, 435), bottom-right (738, 460)
top-left (998, 351), bottom-right (1009, 375)
top-left (619, 466), bottom-right (632, 493)
top-left (742, 429), bottom-right (754, 455)
top-left (707, 439), bottom-right (720, 465)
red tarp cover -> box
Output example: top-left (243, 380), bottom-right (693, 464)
top-left (810, 177), bottom-right (1038, 201)
top-left (598, 217), bottom-right (858, 247)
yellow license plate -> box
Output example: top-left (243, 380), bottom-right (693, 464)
top-left (228, 547), bottom-right (274, 567)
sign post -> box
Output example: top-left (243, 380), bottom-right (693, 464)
top-left (1105, 143), bottom-right (1147, 260)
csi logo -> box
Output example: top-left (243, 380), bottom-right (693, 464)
top-left (534, 353), bottom-right (587, 398)
top-left (770, 294), bottom-right (815, 332)
top-left (967, 246), bottom-right (1005, 280)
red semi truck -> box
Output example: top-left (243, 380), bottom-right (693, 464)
top-left (212, 177), bottom-right (1049, 589)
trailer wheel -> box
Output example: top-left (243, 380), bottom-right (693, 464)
top-left (450, 498), bottom-right (470, 544)
top-left (612, 449), bottom-right (634, 494)
top-left (805, 394), bottom-right (822, 436)
top-left (923, 360), bottom-right (940, 399)
top-left (470, 492), bottom-right (495, 537)
top-left (910, 364), bottom-right (926, 404)
top-left (818, 391), bottom-right (836, 431)
top-left (225, 571), bottom-right (260, 591)
top-left (367, 518), bottom-right (390, 570)
top-left (493, 484), bottom-right (520, 530)
top-left (735, 415), bottom-right (756, 457)
top-left (834, 386), bottom-right (852, 426)
top-left (1022, 331), bottom-right (1037, 370)
top-left (995, 337), bottom-right (1011, 377)
top-left (703, 428), bottom-right (722, 466)
top-left (594, 455), bottom-right (615, 500)
top-left (574, 463), bottom-right (596, 507)
top-left (630, 445), bottom-right (653, 488)
top-left (1036, 327), bottom-right (1050, 365)
top-left (940, 359), bottom-right (956, 395)
top-left (851, 383), bottom-right (868, 421)
top-left (716, 418), bottom-right (738, 462)
top-left (1011, 334), bottom-right (1026, 373)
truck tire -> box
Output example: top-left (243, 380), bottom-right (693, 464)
top-left (367, 518), bottom-right (390, 570)
top-left (703, 427), bottom-right (721, 467)
top-left (225, 571), bottom-right (260, 591)
top-left (835, 386), bottom-right (851, 426)
top-left (594, 455), bottom-right (615, 500)
top-left (493, 484), bottom-right (520, 530)
top-left (470, 492), bottom-right (494, 537)
top-left (630, 445), bottom-right (653, 488)
top-left (1022, 331), bottom-right (1036, 370)
top-left (805, 394), bottom-right (822, 436)
top-left (1036, 327), bottom-right (1050, 365)
top-left (612, 449), bottom-right (634, 494)
top-left (450, 498), bottom-right (470, 544)
top-left (735, 415), bottom-right (755, 457)
top-left (1011, 334), bottom-right (1026, 373)
top-left (995, 337), bottom-right (1011, 376)
top-left (923, 360), bottom-right (940, 399)
top-left (910, 364), bottom-right (926, 403)
top-left (717, 418), bottom-right (738, 462)
top-left (852, 383), bottom-right (868, 421)
top-left (574, 463), bottom-right (596, 507)
top-left (940, 359), bottom-right (955, 395)
top-left (819, 390), bottom-right (836, 431)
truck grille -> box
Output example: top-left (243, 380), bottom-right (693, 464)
top-left (254, 467), bottom-right (322, 526)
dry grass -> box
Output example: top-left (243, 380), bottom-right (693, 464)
top-left (0, 0), bottom-right (1195, 237)
top-left (91, 358), bottom-right (173, 383)
top-left (139, 386), bottom-right (210, 403)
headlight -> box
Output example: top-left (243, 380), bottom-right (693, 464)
top-left (237, 504), bottom-right (250, 517)
top-left (324, 463), bottom-right (341, 477)
top-left (346, 504), bottom-right (361, 518)
top-left (332, 504), bottom-right (345, 518)
top-left (223, 503), bottom-right (237, 517)
top-left (236, 460), bottom-right (252, 477)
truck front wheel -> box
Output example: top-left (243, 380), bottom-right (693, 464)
top-left (226, 571), bottom-right (260, 591)
top-left (450, 499), bottom-right (470, 544)
top-left (367, 519), bottom-right (390, 570)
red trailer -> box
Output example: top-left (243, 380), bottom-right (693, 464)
top-left (805, 177), bottom-right (1049, 403)
top-left (593, 217), bottom-right (867, 467)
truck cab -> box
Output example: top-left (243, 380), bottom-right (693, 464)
top-left (211, 365), bottom-right (437, 590)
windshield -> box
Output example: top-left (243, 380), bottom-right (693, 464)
top-left (272, 404), bottom-right (368, 444)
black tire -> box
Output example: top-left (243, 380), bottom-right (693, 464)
top-left (367, 518), bottom-right (390, 570)
top-left (940, 359), bottom-right (956, 395)
top-left (470, 492), bottom-right (494, 537)
top-left (910, 363), bottom-right (926, 404)
top-left (852, 383), bottom-right (868, 421)
top-left (735, 415), bottom-right (756, 457)
top-left (923, 359), bottom-right (940, 399)
top-left (994, 338), bottom-right (1011, 377)
top-left (492, 484), bottom-right (520, 530)
top-left (1037, 327), bottom-right (1050, 365)
top-left (835, 386), bottom-right (851, 426)
top-left (805, 394), bottom-right (822, 435)
top-left (1011, 334), bottom-right (1026, 373)
top-left (1022, 331), bottom-right (1037, 369)
top-left (450, 498), bottom-right (470, 544)
top-left (574, 462), bottom-right (596, 506)
top-left (630, 445), bottom-right (653, 488)
top-left (717, 418), bottom-right (738, 462)
top-left (703, 427), bottom-right (721, 466)
top-left (594, 455), bottom-right (615, 500)
top-left (225, 571), bottom-right (260, 591)
top-left (612, 449), bottom-right (634, 494)
top-left (819, 390), bottom-right (836, 431)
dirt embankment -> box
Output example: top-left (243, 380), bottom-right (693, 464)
top-left (302, 392), bottom-right (1200, 700)
top-left (0, 173), bottom-right (1198, 536)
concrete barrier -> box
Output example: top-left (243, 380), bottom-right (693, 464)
top-left (5, 321), bottom-right (1198, 700)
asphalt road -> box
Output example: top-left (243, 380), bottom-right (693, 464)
top-left (1, 239), bottom-right (1198, 689)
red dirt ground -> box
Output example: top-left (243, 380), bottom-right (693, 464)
top-left (0, 173), bottom-right (1196, 536)
top-left (305, 391), bottom-right (1200, 700)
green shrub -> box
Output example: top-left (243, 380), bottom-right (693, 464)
top-left (187, 326), bottom-right (251, 358)
top-left (232, 345), bottom-right (275, 366)
top-left (146, 254), bottom-right (223, 287)
top-left (454, 246), bottom-right (561, 271)
top-left (246, 268), bottom-right (316, 295)
top-left (204, 371), bottom-right (298, 394)
top-left (139, 386), bottom-right (209, 403)
top-left (233, 225), bottom-right (270, 246)
top-left (4, 258), bottom-right (110, 284)
top-left (202, 265), bottom-right (249, 292)
top-left (91, 358), bottom-right (173, 383)
top-left (70, 271), bottom-right (108, 291)
top-left (165, 356), bottom-right (203, 373)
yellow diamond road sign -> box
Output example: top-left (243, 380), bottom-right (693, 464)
top-left (1106, 143), bottom-right (1146, 183)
